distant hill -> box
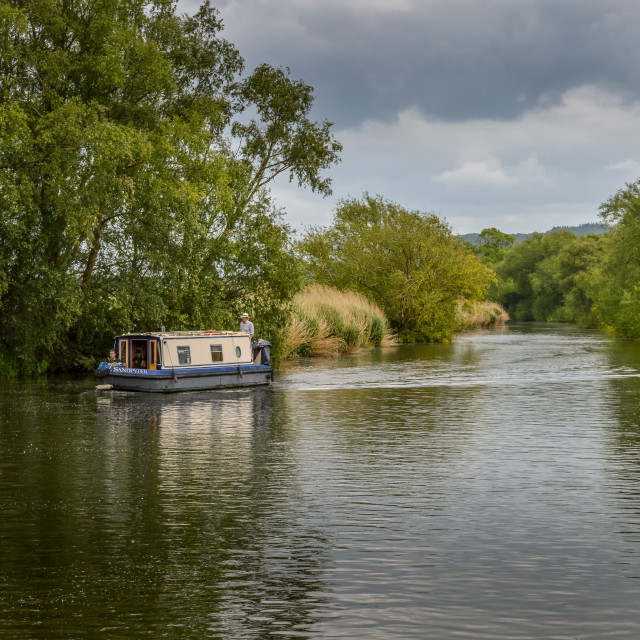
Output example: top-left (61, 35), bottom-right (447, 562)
top-left (461, 222), bottom-right (607, 245)
top-left (546, 223), bottom-right (607, 236)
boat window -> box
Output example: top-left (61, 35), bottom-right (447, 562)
top-left (149, 342), bottom-right (156, 366)
top-left (177, 346), bottom-right (191, 365)
top-left (235, 346), bottom-right (241, 358)
top-left (210, 344), bottom-right (223, 362)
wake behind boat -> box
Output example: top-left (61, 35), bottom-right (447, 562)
top-left (95, 330), bottom-right (272, 392)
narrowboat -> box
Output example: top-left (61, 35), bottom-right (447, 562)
top-left (95, 331), bottom-right (272, 392)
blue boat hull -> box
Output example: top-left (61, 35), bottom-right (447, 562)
top-left (95, 363), bottom-right (272, 393)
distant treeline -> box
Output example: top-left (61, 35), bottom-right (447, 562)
top-left (461, 222), bottom-right (607, 246)
top-left (469, 188), bottom-right (640, 338)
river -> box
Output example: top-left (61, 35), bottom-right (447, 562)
top-left (1, 323), bottom-right (640, 638)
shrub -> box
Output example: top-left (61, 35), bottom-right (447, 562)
top-left (457, 301), bottom-right (510, 330)
top-left (282, 284), bottom-right (393, 357)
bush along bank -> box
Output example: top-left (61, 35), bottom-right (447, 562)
top-left (281, 285), bottom-right (394, 357)
top-left (457, 301), bottom-right (510, 330)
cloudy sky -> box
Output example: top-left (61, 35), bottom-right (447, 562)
top-left (180, 0), bottom-right (640, 234)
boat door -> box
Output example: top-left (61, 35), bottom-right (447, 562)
top-left (131, 339), bottom-right (148, 369)
top-left (130, 339), bottom-right (158, 370)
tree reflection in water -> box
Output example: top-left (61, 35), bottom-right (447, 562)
top-left (3, 326), bottom-right (640, 638)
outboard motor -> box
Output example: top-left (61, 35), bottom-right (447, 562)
top-left (252, 339), bottom-right (272, 365)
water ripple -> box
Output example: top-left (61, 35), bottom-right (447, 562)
top-left (2, 324), bottom-right (640, 638)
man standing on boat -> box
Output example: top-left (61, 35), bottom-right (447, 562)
top-left (239, 313), bottom-right (254, 341)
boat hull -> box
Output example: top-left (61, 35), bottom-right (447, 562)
top-left (95, 364), bottom-right (272, 393)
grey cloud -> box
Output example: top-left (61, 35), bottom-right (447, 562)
top-left (208, 0), bottom-right (640, 127)
top-left (175, 1), bottom-right (640, 233)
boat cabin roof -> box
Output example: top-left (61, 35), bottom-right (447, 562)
top-left (117, 331), bottom-right (247, 340)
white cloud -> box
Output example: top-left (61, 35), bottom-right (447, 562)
top-left (435, 158), bottom-right (515, 186)
top-left (175, 0), bottom-right (640, 234)
top-left (276, 0), bottom-right (416, 11)
top-left (269, 184), bottom-right (333, 233)
top-left (434, 154), bottom-right (550, 187)
top-left (604, 159), bottom-right (640, 174)
top-left (274, 85), bottom-right (640, 233)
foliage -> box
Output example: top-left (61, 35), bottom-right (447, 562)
top-left (457, 301), bottom-right (509, 330)
top-left (548, 222), bottom-right (606, 236)
top-left (593, 179), bottom-right (640, 337)
top-left (232, 63), bottom-right (342, 200)
top-left (474, 227), bottom-right (516, 264)
top-left (0, 0), bottom-right (340, 376)
top-left (493, 231), bottom-right (604, 325)
top-left (281, 284), bottom-right (392, 357)
top-left (299, 194), bottom-right (495, 343)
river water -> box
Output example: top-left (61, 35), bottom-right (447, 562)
top-left (2, 323), bottom-right (640, 639)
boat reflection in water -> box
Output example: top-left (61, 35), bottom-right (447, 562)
top-left (91, 386), bottom-right (334, 638)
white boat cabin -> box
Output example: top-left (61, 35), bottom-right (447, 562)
top-left (113, 331), bottom-right (257, 370)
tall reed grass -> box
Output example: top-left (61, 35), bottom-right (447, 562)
top-left (281, 285), bottom-right (393, 357)
top-left (456, 300), bottom-right (509, 329)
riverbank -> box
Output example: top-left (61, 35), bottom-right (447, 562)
top-left (281, 285), bottom-right (509, 357)
top-left (457, 300), bottom-right (509, 329)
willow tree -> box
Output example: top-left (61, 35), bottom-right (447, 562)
top-left (300, 194), bottom-right (494, 342)
top-left (0, 0), bottom-right (341, 375)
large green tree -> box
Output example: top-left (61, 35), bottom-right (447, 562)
top-left (0, 0), bottom-right (341, 375)
top-left (474, 227), bottom-right (516, 264)
top-left (300, 194), bottom-right (495, 342)
top-left (493, 231), bottom-right (603, 324)
top-left (593, 179), bottom-right (640, 337)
